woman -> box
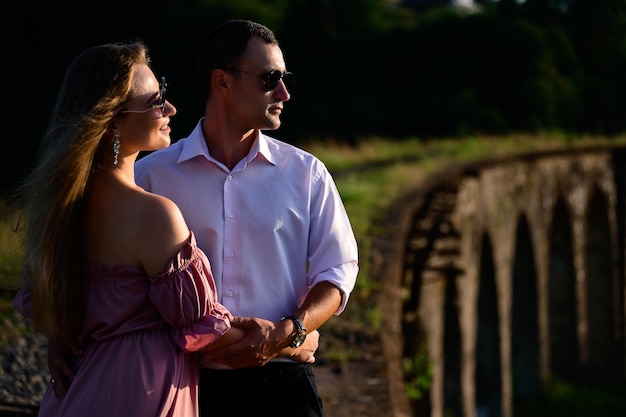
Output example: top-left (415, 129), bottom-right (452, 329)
top-left (11, 41), bottom-right (244, 417)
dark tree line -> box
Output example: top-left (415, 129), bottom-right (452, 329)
top-left (4, 0), bottom-right (625, 195)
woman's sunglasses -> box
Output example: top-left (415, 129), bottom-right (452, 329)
top-left (121, 77), bottom-right (167, 114)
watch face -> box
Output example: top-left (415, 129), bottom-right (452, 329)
top-left (294, 332), bottom-right (306, 347)
top-left (284, 316), bottom-right (307, 348)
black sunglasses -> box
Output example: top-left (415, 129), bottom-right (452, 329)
top-left (121, 76), bottom-right (167, 114)
top-left (226, 69), bottom-right (294, 92)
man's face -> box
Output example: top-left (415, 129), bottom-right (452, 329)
top-left (226, 38), bottom-right (292, 132)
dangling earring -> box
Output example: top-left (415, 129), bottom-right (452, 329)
top-left (113, 132), bottom-right (120, 166)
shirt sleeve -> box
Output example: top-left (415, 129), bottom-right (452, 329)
top-left (307, 161), bottom-right (359, 314)
top-left (149, 233), bottom-right (232, 353)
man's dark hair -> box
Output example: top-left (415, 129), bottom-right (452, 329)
top-left (198, 19), bottom-right (278, 97)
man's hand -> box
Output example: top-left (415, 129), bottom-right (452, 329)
top-left (283, 329), bottom-right (319, 363)
top-left (202, 315), bottom-right (323, 368)
top-left (47, 340), bottom-right (82, 399)
top-left (201, 316), bottom-right (280, 368)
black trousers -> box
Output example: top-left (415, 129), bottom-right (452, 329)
top-left (198, 363), bottom-right (324, 417)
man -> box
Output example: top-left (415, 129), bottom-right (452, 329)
top-left (135, 20), bottom-right (358, 417)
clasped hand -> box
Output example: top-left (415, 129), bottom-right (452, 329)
top-left (201, 316), bottom-right (319, 368)
top-left (47, 316), bottom-right (320, 399)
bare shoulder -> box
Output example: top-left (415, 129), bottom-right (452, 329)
top-left (136, 191), bottom-right (187, 230)
top-left (133, 190), bottom-right (191, 276)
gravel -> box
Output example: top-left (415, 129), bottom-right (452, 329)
top-left (0, 314), bottom-right (47, 416)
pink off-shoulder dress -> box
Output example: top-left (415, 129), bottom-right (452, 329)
top-left (13, 232), bottom-right (231, 417)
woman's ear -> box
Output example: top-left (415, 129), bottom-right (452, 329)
top-left (105, 124), bottom-right (119, 139)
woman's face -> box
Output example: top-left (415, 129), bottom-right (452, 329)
top-left (115, 64), bottom-right (177, 157)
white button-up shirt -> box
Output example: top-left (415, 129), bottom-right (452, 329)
top-left (135, 120), bottom-right (358, 322)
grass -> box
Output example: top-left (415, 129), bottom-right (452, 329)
top-left (1, 133), bottom-right (625, 404)
top-left (515, 378), bottom-right (626, 417)
top-left (0, 205), bottom-right (22, 287)
top-left (0, 202), bottom-right (23, 325)
top-left (300, 132), bottom-right (626, 332)
top-left (3, 133), bottom-right (624, 323)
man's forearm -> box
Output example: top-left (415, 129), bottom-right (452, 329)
top-left (294, 281), bottom-right (342, 333)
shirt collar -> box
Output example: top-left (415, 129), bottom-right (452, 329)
top-left (178, 119), bottom-right (210, 163)
top-left (255, 131), bottom-right (276, 166)
top-left (178, 119), bottom-right (276, 166)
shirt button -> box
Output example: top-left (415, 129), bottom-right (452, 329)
top-left (227, 252), bottom-right (234, 258)
top-left (227, 175), bottom-right (233, 181)
top-left (226, 291), bottom-right (234, 297)
top-left (229, 212), bottom-right (235, 218)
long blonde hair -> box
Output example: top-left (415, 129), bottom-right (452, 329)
top-left (15, 42), bottom-right (150, 343)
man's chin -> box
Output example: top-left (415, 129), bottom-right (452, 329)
top-left (264, 117), bottom-right (282, 131)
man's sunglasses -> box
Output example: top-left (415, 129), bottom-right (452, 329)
top-left (121, 77), bottom-right (167, 114)
top-left (226, 69), bottom-right (294, 92)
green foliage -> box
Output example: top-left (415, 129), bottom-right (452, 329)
top-left (403, 340), bottom-right (432, 400)
top-left (7, 0), bottom-right (626, 196)
top-left (0, 318), bottom-right (28, 348)
top-left (0, 207), bottom-right (22, 290)
top-left (197, 0), bottom-right (290, 33)
top-left (515, 378), bottom-right (626, 417)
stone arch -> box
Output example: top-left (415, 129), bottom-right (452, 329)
top-left (475, 232), bottom-right (502, 417)
top-left (511, 214), bottom-right (541, 404)
top-left (548, 197), bottom-right (579, 383)
top-left (443, 266), bottom-right (463, 417)
top-left (585, 185), bottom-right (623, 385)
top-left (402, 237), bottom-right (432, 417)
top-left (374, 147), bottom-right (626, 417)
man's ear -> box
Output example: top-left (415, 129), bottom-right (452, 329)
top-left (212, 68), bottom-right (232, 95)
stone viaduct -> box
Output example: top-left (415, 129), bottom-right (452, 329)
top-left (373, 146), bottom-right (626, 417)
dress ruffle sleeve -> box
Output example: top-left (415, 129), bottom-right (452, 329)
top-left (13, 285), bottom-right (33, 319)
top-left (149, 232), bottom-right (232, 353)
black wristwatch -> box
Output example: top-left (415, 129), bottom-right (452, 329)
top-left (281, 315), bottom-right (307, 348)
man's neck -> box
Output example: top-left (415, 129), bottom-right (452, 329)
top-left (202, 119), bottom-right (257, 170)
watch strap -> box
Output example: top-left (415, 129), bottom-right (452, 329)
top-left (281, 315), bottom-right (306, 348)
